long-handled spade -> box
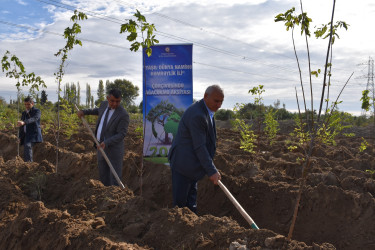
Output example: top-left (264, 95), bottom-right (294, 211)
top-left (218, 180), bottom-right (259, 229)
top-left (75, 105), bottom-right (125, 189)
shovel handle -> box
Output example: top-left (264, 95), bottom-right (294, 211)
top-left (218, 180), bottom-right (259, 229)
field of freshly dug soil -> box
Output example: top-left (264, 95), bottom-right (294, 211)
top-left (0, 120), bottom-right (375, 249)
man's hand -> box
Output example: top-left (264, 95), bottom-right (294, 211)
top-left (209, 172), bottom-right (221, 185)
top-left (77, 110), bottom-right (84, 118)
top-left (17, 121), bottom-right (25, 127)
top-left (99, 141), bottom-right (105, 149)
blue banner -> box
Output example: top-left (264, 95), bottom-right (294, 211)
top-left (143, 44), bottom-right (193, 160)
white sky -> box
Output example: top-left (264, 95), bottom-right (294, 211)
top-left (0, 0), bottom-right (374, 115)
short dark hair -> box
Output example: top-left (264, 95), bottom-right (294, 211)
top-left (24, 96), bottom-right (33, 103)
top-left (108, 89), bottom-right (122, 99)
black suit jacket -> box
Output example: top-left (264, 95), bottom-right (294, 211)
top-left (168, 99), bottom-right (218, 180)
top-left (83, 101), bottom-right (130, 164)
top-left (19, 107), bottom-right (43, 145)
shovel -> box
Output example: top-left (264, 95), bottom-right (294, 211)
top-left (218, 180), bottom-right (259, 229)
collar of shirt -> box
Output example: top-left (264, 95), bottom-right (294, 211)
top-left (203, 100), bottom-right (215, 120)
top-left (105, 106), bottom-right (115, 117)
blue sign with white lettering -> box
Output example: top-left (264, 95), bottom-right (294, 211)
top-left (142, 44), bottom-right (193, 159)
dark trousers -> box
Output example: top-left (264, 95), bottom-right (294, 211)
top-left (171, 169), bottom-right (198, 213)
top-left (23, 142), bottom-right (35, 162)
top-left (97, 151), bottom-right (122, 186)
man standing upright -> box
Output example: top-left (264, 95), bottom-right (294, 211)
top-left (168, 85), bottom-right (224, 213)
top-left (17, 96), bottom-right (43, 162)
top-left (77, 89), bottom-right (130, 186)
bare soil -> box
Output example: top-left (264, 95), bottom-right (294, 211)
top-left (0, 120), bottom-right (375, 249)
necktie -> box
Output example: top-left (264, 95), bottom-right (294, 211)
top-left (100, 107), bottom-right (111, 142)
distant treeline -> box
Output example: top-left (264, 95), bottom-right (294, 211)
top-left (215, 102), bottom-right (371, 127)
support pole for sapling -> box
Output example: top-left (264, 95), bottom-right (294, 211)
top-left (218, 180), bottom-right (259, 229)
top-left (75, 105), bottom-right (125, 189)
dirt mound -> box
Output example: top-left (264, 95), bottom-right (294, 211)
top-left (1, 121), bottom-right (375, 249)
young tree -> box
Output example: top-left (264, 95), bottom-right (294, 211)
top-left (249, 84), bottom-right (265, 129)
top-left (120, 10), bottom-right (159, 196)
top-left (275, 0), bottom-right (351, 240)
top-left (120, 9), bottom-right (159, 57)
top-left (54, 10), bottom-right (87, 171)
top-left (264, 108), bottom-right (280, 145)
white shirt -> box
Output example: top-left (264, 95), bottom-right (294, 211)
top-left (203, 101), bottom-right (215, 126)
top-left (96, 106), bottom-right (114, 141)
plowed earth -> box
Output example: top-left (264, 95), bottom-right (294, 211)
top-left (0, 120), bottom-right (374, 249)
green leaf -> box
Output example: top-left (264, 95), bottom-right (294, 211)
top-left (127, 32), bottom-right (137, 42)
top-left (311, 71), bottom-right (318, 77)
top-left (146, 48), bottom-right (152, 57)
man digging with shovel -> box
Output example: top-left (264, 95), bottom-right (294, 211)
top-left (77, 89), bottom-right (129, 187)
top-left (168, 85), bottom-right (223, 213)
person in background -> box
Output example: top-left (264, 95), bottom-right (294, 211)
top-left (17, 96), bottom-right (43, 162)
top-left (77, 88), bottom-right (129, 186)
top-left (168, 85), bottom-right (224, 213)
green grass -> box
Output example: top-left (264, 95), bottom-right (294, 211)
top-left (144, 157), bottom-right (169, 165)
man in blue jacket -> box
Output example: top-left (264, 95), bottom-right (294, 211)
top-left (168, 85), bottom-right (224, 213)
top-left (17, 96), bottom-right (43, 162)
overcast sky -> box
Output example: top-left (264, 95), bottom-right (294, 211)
top-left (0, 0), bottom-right (374, 115)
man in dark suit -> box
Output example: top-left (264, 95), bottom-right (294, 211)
top-left (77, 89), bottom-right (130, 186)
top-left (168, 85), bottom-right (224, 213)
top-left (17, 96), bottom-right (43, 162)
